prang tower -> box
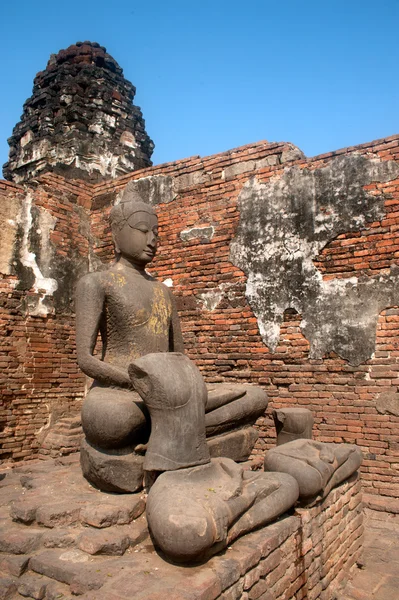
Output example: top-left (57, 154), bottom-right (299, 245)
top-left (3, 41), bottom-right (154, 183)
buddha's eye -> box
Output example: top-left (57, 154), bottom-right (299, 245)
top-left (153, 229), bottom-right (159, 237)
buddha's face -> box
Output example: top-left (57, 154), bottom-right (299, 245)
top-left (114, 209), bottom-right (159, 266)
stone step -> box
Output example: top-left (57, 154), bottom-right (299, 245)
top-left (54, 417), bottom-right (81, 429)
top-left (0, 525), bottom-right (43, 554)
top-left (76, 516), bottom-right (149, 556)
top-left (0, 553), bottom-right (30, 577)
top-left (11, 492), bottom-right (145, 529)
top-left (29, 549), bottom-right (110, 594)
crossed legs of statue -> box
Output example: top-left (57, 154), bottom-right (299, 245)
top-left (80, 377), bottom-right (267, 492)
top-left (82, 383), bottom-right (267, 450)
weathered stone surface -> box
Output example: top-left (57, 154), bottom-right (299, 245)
top-left (0, 525), bottom-right (43, 554)
top-left (4, 41), bottom-right (154, 183)
top-left (0, 553), bottom-right (30, 577)
top-left (36, 501), bottom-right (82, 528)
top-left (18, 572), bottom-right (49, 599)
top-left (29, 549), bottom-right (95, 585)
top-left (0, 576), bottom-right (17, 600)
top-left (79, 494), bottom-right (145, 528)
top-left (208, 427), bottom-right (258, 462)
top-left (44, 580), bottom-right (74, 600)
top-left (80, 439), bottom-right (145, 493)
top-left (375, 390), bottom-right (399, 416)
top-left (272, 407), bottom-right (313, 445)
top-left (10, 497), bottom-right (41, 523)
top-left (77, 527), bottom-right (130, 555)
top-left (42, 529), bottom-right (79, 549)
top-left (230, 154), bottom-right (399, 364)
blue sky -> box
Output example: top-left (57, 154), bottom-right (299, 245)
top-left (1, 0), bottom-right (398, 174)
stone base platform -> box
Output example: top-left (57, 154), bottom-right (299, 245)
top-left (0, 455), bottom-right (363, 600)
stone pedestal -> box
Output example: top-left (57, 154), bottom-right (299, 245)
top-left (80, 439), bottom-right (144, 493)
top-left (0, 456), bottom-right (363, 600)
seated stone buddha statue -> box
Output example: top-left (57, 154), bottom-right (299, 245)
top-left (76, 187), bottom-right (267, 492)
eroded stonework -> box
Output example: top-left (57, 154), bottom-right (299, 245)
top-left (230, 154), bottom-right (399, 365)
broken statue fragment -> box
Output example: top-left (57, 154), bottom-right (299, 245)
top-left (129, 351), bottom-right (299, 563)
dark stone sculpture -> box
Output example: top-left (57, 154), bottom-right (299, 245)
top-left (273, 407), bottom-right (314, 445)
top-left (129, 352), bottom-right (299, 563)
top-left (264, 439), bottom-right (363, 504)
top-left (76, 190), bottom-right (268, 492)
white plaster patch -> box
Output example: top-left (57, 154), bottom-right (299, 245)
top-left (180, 226), bottom-right (215, 242)
top-left (198, 283), bottom-right (236, 311)
top-left (20, 193), bottom-right (58, 316)
top-left (230, 155), bottom-right (399, 364)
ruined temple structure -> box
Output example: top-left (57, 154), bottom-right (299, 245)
top-left (1, 40), bottom-right (399, 522)
top-left (3, 42), bottom-right (154, 184)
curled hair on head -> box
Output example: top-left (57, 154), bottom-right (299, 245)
top-left (110, 195), bottom-right (156, 233)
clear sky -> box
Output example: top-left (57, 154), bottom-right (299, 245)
top-left (1, 0), bottom-right (398, 174)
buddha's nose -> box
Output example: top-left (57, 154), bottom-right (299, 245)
top-left (147, 231), bottom-right (157, 247)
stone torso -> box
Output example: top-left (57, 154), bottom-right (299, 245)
top-left (100, 265), bottom-right (173, 369)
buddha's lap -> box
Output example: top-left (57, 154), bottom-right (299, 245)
top-left (81, 385), bottom-right (149, 449)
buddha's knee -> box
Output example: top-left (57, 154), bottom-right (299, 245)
top-left (81, 386), bottom-right (149, 449)
top-left (147, 493), bottom-right (217, 563)
top-left (205, 385), bottom-right (268, 436)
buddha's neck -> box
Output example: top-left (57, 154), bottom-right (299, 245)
top-left (116, 256), bottom-right (148, 275)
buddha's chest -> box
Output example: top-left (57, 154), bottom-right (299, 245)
top-left (103, 273), bottom-right (172, 336)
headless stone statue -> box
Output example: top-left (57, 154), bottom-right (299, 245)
top-left (129, 352), bottom-right (299, 563)
top-left (76, 188), bottom-right (268, 492)
top-left (264, 439), bottom-right (363, 504)
top-left (265, 407), bottom-right (363, 504)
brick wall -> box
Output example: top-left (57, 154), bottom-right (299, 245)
top-left (0, 175), bottom-right (92, 461)
top-left (1, 135), bottom-right (398, 506)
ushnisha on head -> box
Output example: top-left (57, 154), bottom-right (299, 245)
top-left (110, 195), bottom-right (159, 267)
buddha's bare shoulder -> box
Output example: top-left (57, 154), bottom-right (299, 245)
top-left (76, 269), bottom-right (112, 296)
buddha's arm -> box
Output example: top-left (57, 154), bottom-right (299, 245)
top-left (75, 274), bottom-right (132, 388)
top-left (168, 288), bottom-right (185, 353)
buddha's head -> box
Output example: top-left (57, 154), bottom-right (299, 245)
top-left (110, 195), bottom-right (158, 266)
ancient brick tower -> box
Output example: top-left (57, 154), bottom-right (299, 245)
top-left (3, 41), bottom-right (154, 183)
